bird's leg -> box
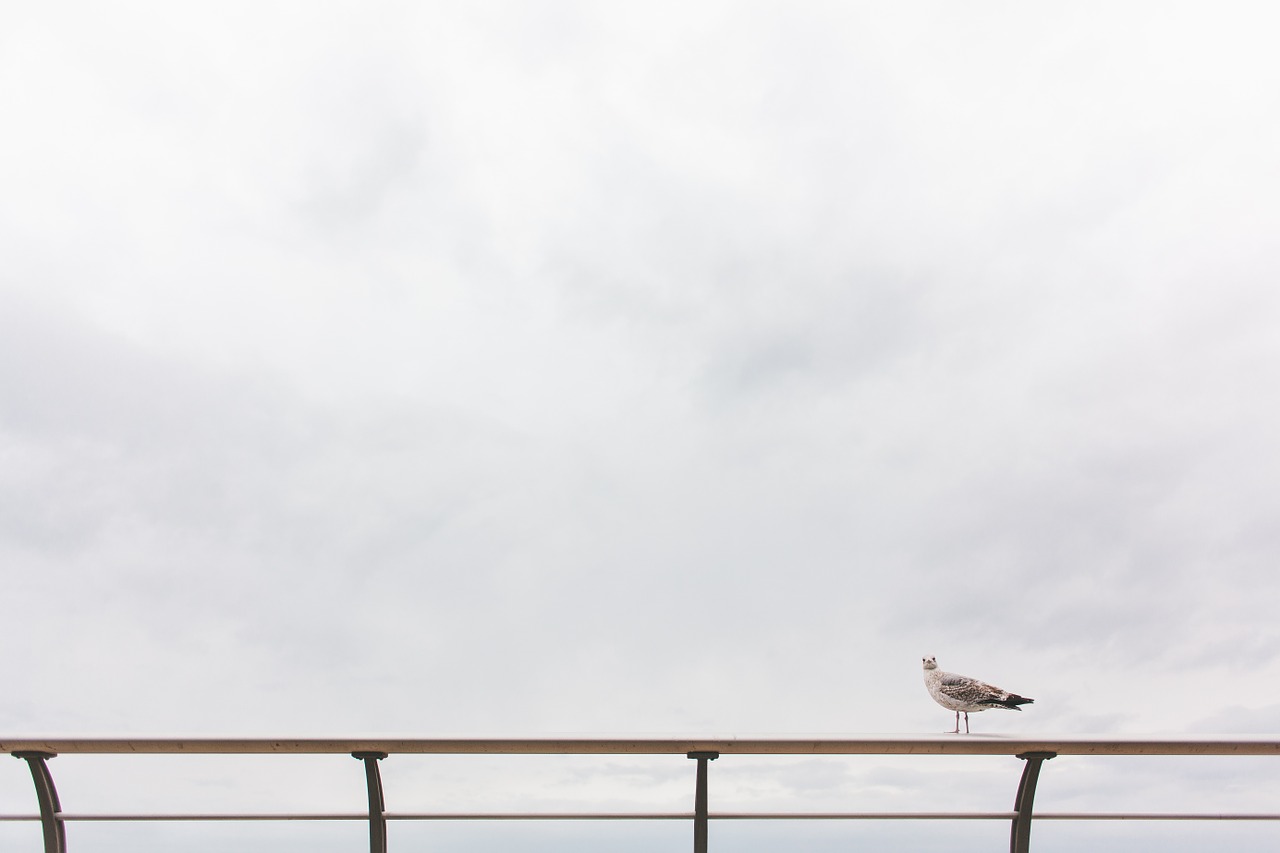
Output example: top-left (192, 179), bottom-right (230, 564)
top-left (952, 711), bottom-right (960, 734)
top-left (963, 712), bottom-right (970, 734)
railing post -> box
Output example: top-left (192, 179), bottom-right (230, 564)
top-left (1010, 751), bottom-right (1055, 853)
top-left (688, 751), bottom-right (719, 853)
top-left (352, 751), bottom-right (389, 853)
top-left (12, 750), bottom-right (67, 853)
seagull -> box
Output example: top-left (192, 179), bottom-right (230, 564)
top-left (922, 656), bottom-right (1034, 733)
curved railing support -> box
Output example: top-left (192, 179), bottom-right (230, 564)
top-left (12, 750), bottom-right (67, 853)
top-left (352, 751), bottom-right (389, 853)
top-left (1010, 751), bottom-right (1056, 853)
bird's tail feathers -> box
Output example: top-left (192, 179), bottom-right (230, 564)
top-left (990, 694), bottom-right (1034, 710)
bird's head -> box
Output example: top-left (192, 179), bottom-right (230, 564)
top-left (922, 656), bottom-right (938, 670)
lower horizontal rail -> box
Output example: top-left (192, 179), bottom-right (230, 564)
top-left (1, 814), bottom-right (368, 822)
top-left (1037, 813), bottom-right (1280, 822)
top-left (0, 813), bottom-right (692, 822)
top-left (3, 811), bottom-right (1280, 823)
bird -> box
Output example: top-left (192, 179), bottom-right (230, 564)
top-left (922, 656), bottom-right (1034, 733)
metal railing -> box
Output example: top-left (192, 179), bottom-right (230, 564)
top-left (3, 735), bottom-right (1279, 853)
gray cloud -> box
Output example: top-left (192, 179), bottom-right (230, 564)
top-left (3, 2), bottom-right (1280, 851)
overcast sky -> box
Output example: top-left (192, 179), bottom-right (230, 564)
top-left (3, 2), bottom-right (1280, 851)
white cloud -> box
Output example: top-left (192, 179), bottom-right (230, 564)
top-left (3, 2), bottom-right (1280, 850)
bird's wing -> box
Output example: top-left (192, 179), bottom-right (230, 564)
top-left (939, 673), bottom-right (1005, 704)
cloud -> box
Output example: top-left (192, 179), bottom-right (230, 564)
top-left (4, 3), bottom-right (1280, 851)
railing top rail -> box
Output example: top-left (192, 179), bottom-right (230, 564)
top-left (4, 734), bottom-right (1279, 756)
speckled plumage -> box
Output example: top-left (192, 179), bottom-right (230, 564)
top-left (922, 656), bottom-right (1033, 733)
